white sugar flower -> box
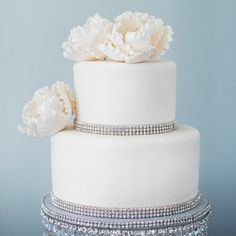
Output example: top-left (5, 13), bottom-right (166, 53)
top-left (62, 14), bottom-right (112, 61)
top-left (17, 82), bottom-right (76, 137)
top-left (99, 11), bottom-right (173, 63)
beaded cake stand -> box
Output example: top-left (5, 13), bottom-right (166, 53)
top-left (41, 194), bottom-right (211, 236)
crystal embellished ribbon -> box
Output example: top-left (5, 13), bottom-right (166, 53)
top-left (74, 120), bottom-right (176, 135)
top-left (50, 192), bottom-right (201, 219)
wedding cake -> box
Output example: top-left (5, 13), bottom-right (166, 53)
top-left (18, 11), bottom-right (211, 236)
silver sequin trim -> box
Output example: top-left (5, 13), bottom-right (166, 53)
top-left (74, 120), bottom-right (177, 136)
top-left (50, 193), bottom-right (201, 219)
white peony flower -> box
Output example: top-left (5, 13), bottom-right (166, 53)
top-left (17, 81), bottom-right (76, 137)
top-left (62, 14), bottom-right (112, 61)
top-left (99, 11), bottom-right (173, 63)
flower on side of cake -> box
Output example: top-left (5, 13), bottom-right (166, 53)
top-left (17, 82), bottom-right (76, 137)
top-left (62, 11), bottom-right (172, 63)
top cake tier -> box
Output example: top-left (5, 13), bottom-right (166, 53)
top-left (74, 61), bottom-right (176, 126)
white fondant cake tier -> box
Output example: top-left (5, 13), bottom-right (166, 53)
top-left (74, 61), bottom-right (176, 125)
top-left (51, 124), bottom-right (200, 208)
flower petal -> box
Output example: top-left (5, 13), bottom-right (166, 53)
top-left (98, 43), bottom-right (126, 62)
top-left (125, 45), bottom-right (156, 63)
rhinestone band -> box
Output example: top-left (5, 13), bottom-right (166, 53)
top-left (74, 120), bottom-right (177, 136)
top-left (51, 193), bottom-right (201, 219)
top-left (41, 195), bottom-right (211, 235)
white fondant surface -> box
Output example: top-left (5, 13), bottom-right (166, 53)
top-left (51, 125), bottom-right (200, 208)
top-left (74, 61), bottom-right (176, 125)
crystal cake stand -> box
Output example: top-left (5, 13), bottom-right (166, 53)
top-left (41, 194), bottom-right (211, 236)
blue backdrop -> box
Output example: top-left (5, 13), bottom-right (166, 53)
top-left (0, 0), bottom-right (235, 235)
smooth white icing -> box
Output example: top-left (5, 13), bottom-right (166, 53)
top-left (51, 124), bottom-right (200, 208)
top-left (74, 61), bottom-right (176, 125)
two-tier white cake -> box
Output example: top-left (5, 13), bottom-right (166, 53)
top-left (51, 60), bottom-right (200, 209)
top-left (18, 11), bottom-right (211, 236)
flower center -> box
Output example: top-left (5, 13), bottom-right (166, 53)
top-left (118, 20), bottom-right (141, 34)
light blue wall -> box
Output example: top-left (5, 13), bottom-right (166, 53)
top-left (0, 0), bottom-right (235, 235)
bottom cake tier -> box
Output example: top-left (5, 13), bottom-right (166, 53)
top-left (51, 124), bottom-right (200, 208)
top-left (41, 194), bottom-right (211, 236)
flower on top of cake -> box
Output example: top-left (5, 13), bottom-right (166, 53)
top-left (17, 82), bottom-right (76, 137)
top-left (99, 11), bottom-right (173, 63)
top-left (62, 11), bottom-right (173, 64)
top-left (62, 14), bottom-right (112, 61)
